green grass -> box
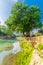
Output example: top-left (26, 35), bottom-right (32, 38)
top-left (38, 43), bottom-right (43, 58)
top-left (38, 43), bottom-right (43, 51)
top-left (0, 39), bottom-right (15, 52)
top-left (2, 41), bottom-right (34, 65)
top-left (19, 41), bottom-right (34, 65)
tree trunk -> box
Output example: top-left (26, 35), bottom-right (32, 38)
top-left (23, 32), bottom-right (30, 37)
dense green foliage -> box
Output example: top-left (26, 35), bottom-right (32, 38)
top-left (0, 26), bottom-right (13, 36)
top-left (6, 2), bottom-right (42, 36)
top-left (2, 41), bottom-right (34, 65)
top-left (0, 26), bottom-right (6, 36)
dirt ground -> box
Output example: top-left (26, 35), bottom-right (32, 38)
top-left (30, 49), bottom-right (43, 65)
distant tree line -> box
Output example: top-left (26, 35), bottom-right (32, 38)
top-left (0, 26), bottom-right (16, 39)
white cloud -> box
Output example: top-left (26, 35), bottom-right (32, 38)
top-left (0, 0), bottom-right (18, 25)
top-left (0, 17), bottom-right (4, 25)
top-left (11, 0), bottom-right (18, 2)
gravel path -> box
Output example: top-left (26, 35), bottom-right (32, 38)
top-left (30, 49), bottom-right (43, 65)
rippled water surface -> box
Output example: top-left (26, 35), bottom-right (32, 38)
top-left (0, 40), bottom-right (21, 64)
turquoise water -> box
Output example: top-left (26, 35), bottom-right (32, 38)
top-left (0, 39), bottom-right (15, 44)
top-left (0, 39), bottom-right (16, 52)
top-left (0, 40), bottom-right (21, 64)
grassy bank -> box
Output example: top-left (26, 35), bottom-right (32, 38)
top-left (38, 43), bottom-right (43, 58)
top-left (2, 41), bottom-right (34, 65)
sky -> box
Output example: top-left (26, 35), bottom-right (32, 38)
top-left (0, 0), bottom-right (18, 25)
top-left (0, 0), bottom-right (43, 25)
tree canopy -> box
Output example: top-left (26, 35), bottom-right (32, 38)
top-left (6, 2), bottom-right (42, 36)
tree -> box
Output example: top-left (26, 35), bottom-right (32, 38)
top-left (0, 26), bottom-right (13, 36)
top-left (38, 29), bottom-right (43, 35)
top-left (6, 2), bottom-right (42, 36)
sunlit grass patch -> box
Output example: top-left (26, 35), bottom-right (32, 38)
top-left (38, 43), bottom-right (43, 51)
top-left (20, 40), bottom-right (34, 65)
top-left (38, 43), bottom-right (43, 58)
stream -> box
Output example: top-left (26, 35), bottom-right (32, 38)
top-left (0, 41), bottom-right (21, 64)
